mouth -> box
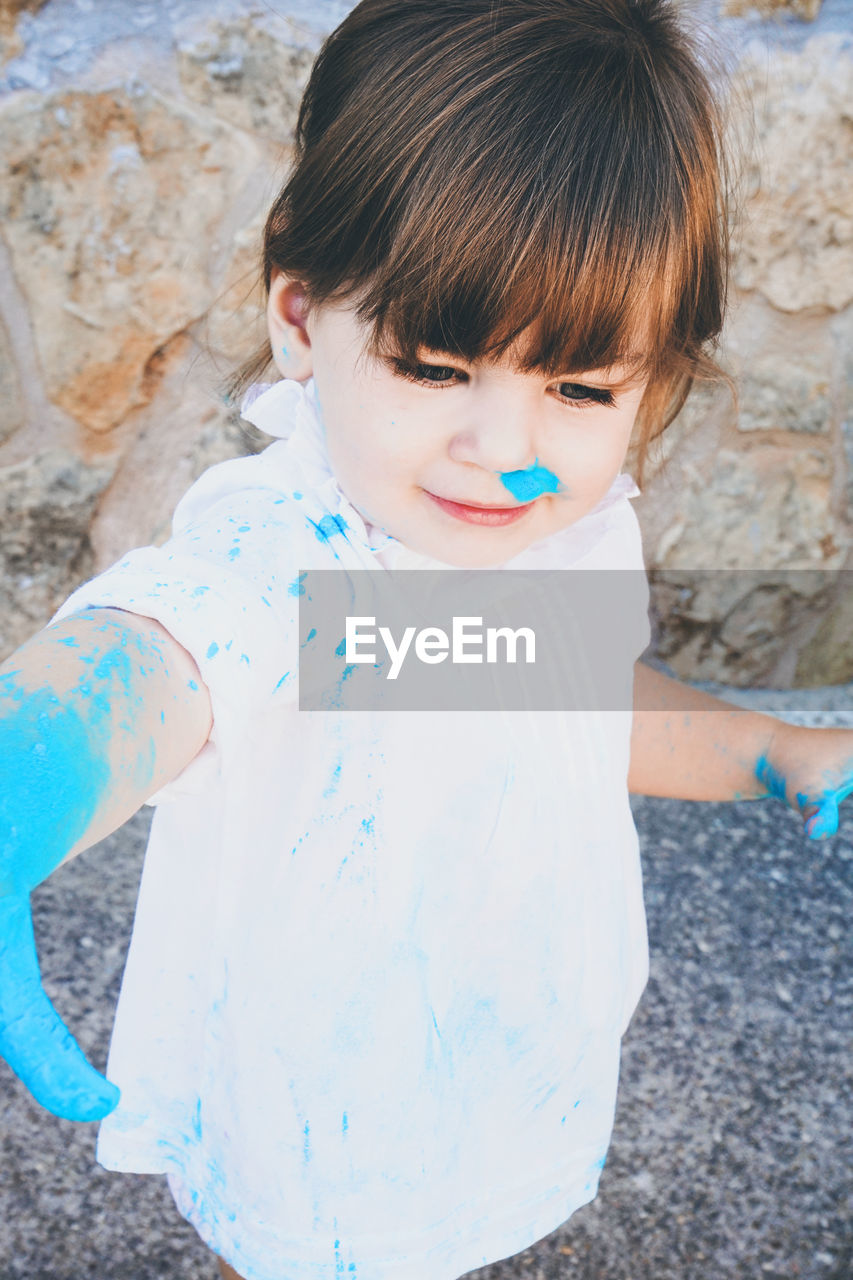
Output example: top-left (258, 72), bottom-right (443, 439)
top-left (424, 490), bottom-right (535, 527)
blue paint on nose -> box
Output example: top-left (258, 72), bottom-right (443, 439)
top-left (498, 458), bottom-right (563, 502)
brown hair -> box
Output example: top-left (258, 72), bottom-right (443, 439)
top-left (230, 0), bottom-right (733, 485)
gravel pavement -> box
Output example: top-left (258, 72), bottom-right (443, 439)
top-left (1, 686), bottom-right (851, 1280)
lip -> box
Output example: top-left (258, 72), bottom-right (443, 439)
top-left (424, 490), bottom-right (535, 526)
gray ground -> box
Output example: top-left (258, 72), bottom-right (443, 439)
top-left (1, 687), bottom-right (851, 1280)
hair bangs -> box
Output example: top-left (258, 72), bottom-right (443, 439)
top-left (354, 100), bottom-right (689, 387)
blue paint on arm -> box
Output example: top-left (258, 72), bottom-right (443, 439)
top-left (0, 619), bottom-right (183, 1121)
top-left (498, 457), bottom-right (563, 502)
top-left (754, 754), bottom-right (788, 802)
top-left (0, 895), bottom-right (119, 1121)
top-left (0, 686), bottom-right (120, 1120)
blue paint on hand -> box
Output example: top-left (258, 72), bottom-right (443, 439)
top-left (498, 458), bottom-right (563, 502)
top-left (0, 895), bottom-right (119, 1121)
top-left (755, 752), bottom-right (853, 841)
top-left (804, 777), bottom-right (853, 840)
top-left (0, 686), bottom-right (120, 1120)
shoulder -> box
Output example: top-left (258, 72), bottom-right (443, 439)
top-left (171, 444), bottom-right (305, 536)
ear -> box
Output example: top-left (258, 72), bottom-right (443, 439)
top-left (267, 271), bottom-right (313, 381)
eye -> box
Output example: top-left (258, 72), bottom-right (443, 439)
top-left (391, 359), bottom-right (466, 387)
top-left (555, 381), bottom-right (616, 409)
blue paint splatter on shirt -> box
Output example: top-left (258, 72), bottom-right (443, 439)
top-left (206, 642), bottom-right (219, 660)
top-left (313, 514), bottom-right (349, 542)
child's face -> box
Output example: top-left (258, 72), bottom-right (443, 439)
top-left (271, 288), bottom-right (649, 568)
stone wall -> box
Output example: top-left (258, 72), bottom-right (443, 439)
top-left (0, 0), bottom-right (851, 684)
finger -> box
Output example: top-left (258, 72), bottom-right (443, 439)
top-left (804, 796), bottom-right (839, 841)
top-left (0, 895), bottom-right (119, 1122)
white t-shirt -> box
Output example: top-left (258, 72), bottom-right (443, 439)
top-left (54, 379), bottom-right (651, 1280)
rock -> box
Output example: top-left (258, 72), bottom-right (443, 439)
top-left (645, 445), bottom-right (847, 683)
top-left (650, 568), bottom-right (837, 686)
top-left (795, 582), bottom-right (853, 685)
top-left (0, 0), bottom-right (47, 33)
top-left (0, 0), bottom-right (47, 13)
top-left (0, 315), bottom-right (25, 444)
top-left (203, 207), bottom-right (269, 369)
top-left (0, 87), bottom-right (261, 437)
top-left (86, 334), bottom-right (266, 571)
top-left (176, 16), bottom-right (315, 145)
top-left (0, 450), bottom-right (113, 659)
top-left (656, 446), bottom-right (842, 571)
top-left (719, 297), bottom-right (838, 437)
top-left (722, 0), bottom-right (823, 19)
top-left (735, 349), bottom-right (832, 434)
top-left (731, 36), bottom-right (853, 313)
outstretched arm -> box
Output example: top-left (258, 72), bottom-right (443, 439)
top-left (0, 608), bottom-right (212, 1120)
top-left (629, 661), bottom-right (853, 838)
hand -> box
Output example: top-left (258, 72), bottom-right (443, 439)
top-left (0, 893), bottom-right (119, 1121)
top-left (755, 724), bottom-right (853, 840)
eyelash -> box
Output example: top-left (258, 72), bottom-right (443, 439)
top-left (390, 360), bottom-right (616, 409)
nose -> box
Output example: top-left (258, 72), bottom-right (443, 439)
top-left (447, 387), bottom-right (536, 475)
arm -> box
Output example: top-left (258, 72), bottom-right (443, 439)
top-left (629, 661), bottom-right (853, 837)
top-left (0, 607), bottom-right (212, 1120)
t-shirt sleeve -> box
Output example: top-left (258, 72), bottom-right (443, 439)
top-left (50, 468), bottom-right (302, 802)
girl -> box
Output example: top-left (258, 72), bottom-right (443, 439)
top-left (1, 1), bottom-right (851, 1278)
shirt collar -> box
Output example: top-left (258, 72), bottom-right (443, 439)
top-left (240, 378), bottom-right (401, 558)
